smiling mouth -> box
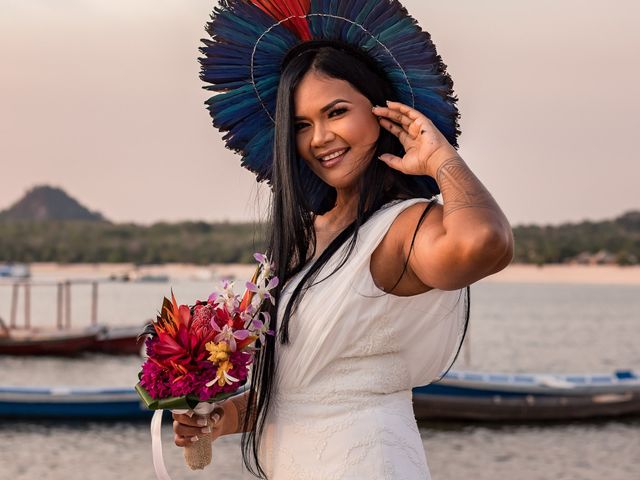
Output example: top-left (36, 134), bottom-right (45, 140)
top-left (317, 148), bottom-right (349, 166)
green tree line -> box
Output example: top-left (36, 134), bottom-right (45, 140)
top-left (511, 211), bottom-right (640, 265)
top-left (0, 220), bottom-right (267, 264)
top-left (0, 210), bottom-right (639, 265)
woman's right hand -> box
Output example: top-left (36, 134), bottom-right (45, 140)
top-left (172, 402), bottom-right (228, 447)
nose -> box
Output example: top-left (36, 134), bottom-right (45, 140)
top-left (310, 122), bottom-right (335, 149)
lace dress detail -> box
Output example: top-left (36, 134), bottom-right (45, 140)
top-left (258, 199), bottom-right (467, 479)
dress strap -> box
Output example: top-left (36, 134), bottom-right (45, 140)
top-left (288, 198), bottom-right (437, 290)
top-left (355, 197), bottom-right (437, 260)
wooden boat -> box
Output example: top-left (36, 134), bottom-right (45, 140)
top-left (413, 369), bottom-right (640, 421)
top-left (0, 386), bottom-right (151, 419)
top-left (0, 326), bottom-right (103, 356)
top-left (0, 317), bottom-right (143, 356)
top-left (1, 279), bottom-right (144, 356)
top-left (89, 325), bottom-right (144, 355)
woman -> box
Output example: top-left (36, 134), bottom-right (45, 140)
top-left (174, 2), bottom-right (513, 478)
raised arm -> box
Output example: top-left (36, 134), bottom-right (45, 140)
top-left (373, 101), bottom-right (514, 291)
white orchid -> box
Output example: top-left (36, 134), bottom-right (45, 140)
top-left (212, 279), bottom-right (239, 312)
top-left (254, 252), bottom-right (275, 278)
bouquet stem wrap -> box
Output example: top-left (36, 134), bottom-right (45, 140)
top-left (178, 402), bottom-right (219, 470)
top-left (184, 430), bottom-right (212, 470)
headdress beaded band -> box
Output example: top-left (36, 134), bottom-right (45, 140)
top-left (199, 0), bottom-right (460, 197)
top-left (250, 13), bottom-right (417, 124)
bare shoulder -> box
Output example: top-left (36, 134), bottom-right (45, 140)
top-left (392, 201), bottom-right (445, 243)
top-left (370, 200), bottom-right (444, 295)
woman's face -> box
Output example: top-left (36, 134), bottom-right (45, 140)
top-left (293, 70), bottom-right (380, 191)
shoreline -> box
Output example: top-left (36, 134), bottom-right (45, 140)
top-left (12, 262), bottom-right (640, 285)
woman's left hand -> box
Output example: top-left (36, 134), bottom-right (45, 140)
top-left (372, 101), bottom-right (458, 177)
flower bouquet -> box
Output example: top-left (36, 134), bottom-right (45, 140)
top-left (135, 253), bottom-right (276, 473)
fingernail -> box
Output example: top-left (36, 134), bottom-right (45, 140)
top-left (197, 417), bottom-right (208, 427)
top-left (212, 413), bottom-right (221, 424)
top-left (386, 100), bottom-right (390, 106)
top-left (190, 435), bottom-right (199, 443)
top-left (201, 427), bottom-right (212, 434)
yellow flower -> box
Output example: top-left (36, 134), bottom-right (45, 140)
top-left (205, 359), bottom-right (239, 387)
top-left (206, 341), bottom-right (230, 364)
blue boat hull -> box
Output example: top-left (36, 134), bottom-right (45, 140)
top-left (0, 400), bottom-right (151, 419)
top-left (413, 370), bottom-right (640, 421)
top-left (0, 387), bottom-right (151, 419)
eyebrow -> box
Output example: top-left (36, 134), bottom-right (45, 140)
top-left (295, 99), bottom-right (352, 120)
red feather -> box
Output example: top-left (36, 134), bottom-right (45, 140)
top-left (249, 0), bottom-right (312, 41)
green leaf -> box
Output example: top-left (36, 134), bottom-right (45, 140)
top-left (135, 383), bottom-right (244, 411)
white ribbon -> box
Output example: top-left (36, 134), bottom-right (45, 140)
top-left (151, 410), bottom-right (171, 480)
top-left (150, 402), bottom-right (220, 480)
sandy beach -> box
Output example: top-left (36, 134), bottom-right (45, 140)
top-left (19, 262), bottom-right (640, 285)
top-left (25, 262), bottom-right (257, 282)
top-left (482, 264), bottom-right (640, 285)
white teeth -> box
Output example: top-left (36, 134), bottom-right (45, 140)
top-left (320, 149), bottom-right (347, 162)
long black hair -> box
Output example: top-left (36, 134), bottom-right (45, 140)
top-left (240, 42), bottom-right (469, 478)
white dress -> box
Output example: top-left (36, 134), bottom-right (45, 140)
top-left (258, 198), bottom-right (468, 479)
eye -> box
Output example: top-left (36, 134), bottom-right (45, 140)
top-left (294, 122), bottom-right (310, 133)
top-left (328, 107), bottom-right (347, 118)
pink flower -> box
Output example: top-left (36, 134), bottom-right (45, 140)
top-left (246, 277), bottom-right (279, 305)
top-left (210, 321), bottom-right (251, 352)
top-left (140, 360), bottom-right (172, 399)
top-left (251, 312), bottom-right (275, 344)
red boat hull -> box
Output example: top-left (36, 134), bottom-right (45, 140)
top-left (0, 325), bottom-right (144, 356)
top-left (0, 331), bottom-right (99, 356)
top-left (90, 329), bottom-right (143, 355)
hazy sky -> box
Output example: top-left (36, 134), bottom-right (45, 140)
top-left (1, 0), bottom-right (638, 225)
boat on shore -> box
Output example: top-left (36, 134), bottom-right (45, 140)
top-left (0, 263), bottom-right (30, 279)
top-left (0, 386), bottom-right (152, 419)
top-left (0, 322), bottom-right (143, 356)
top-left (0, 326), bottom-right (104, 356)
top-left (413, 369), bottom-right (640, 421)
top-left (2, 370), bottom-right (638, 421)
top-left (89, 325), bottom-right (144, 355)
top-left (0, 278), bottom-right (144, 356)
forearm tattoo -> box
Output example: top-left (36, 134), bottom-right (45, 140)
top-left (435, 155), bottom-right (498, 218)
top-left (234, 393), bottom-right (249, 433)
top-left (231, 391), bottom-right (255, 433)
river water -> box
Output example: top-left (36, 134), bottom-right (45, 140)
top-left (0, 278), bottom-right (639, 479)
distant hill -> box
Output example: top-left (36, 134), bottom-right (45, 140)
top-left (0, 185), bottom-right (107, 222)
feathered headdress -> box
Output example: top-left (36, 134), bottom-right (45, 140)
top-left (199, 0), bottom-right (460, 191)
